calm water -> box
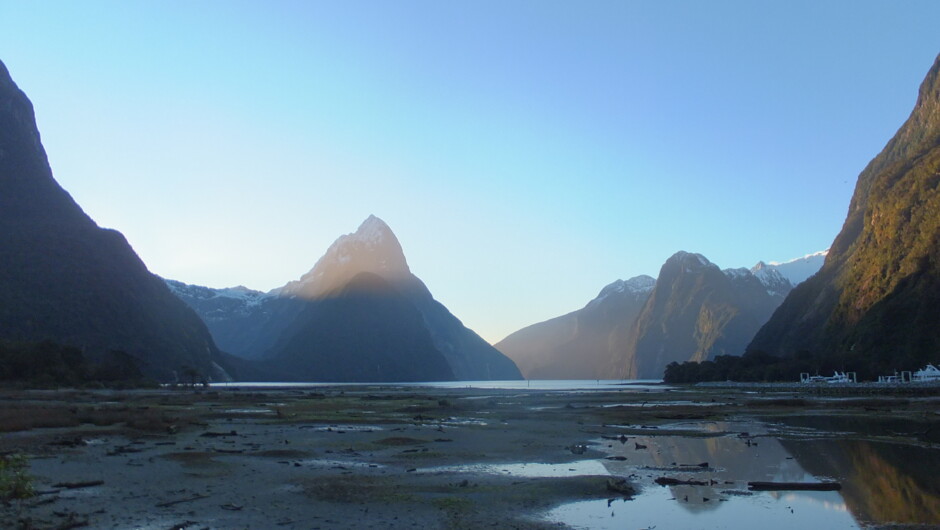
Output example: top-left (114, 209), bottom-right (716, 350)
top-left (545, 421), bottom-right (862, 529)
top-left (549, 420), bottom-right (939, 528)
top-left (210, 379), bottom-right (666, 391)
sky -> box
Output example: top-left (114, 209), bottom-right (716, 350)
top-left (2, 1), bottom-right (939, 344)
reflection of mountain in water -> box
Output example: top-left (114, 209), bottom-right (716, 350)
top-left (783, 439), bottom-right (940, 525)
top-left (599, 426), bottom-right (819, 514)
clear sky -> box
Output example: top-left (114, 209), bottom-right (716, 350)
top-left (2, 1), bottom-right (938, 344)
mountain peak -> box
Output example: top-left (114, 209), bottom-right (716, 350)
top-left (355, 214), bottom-right (393, 245)
top-left (277, 216), bottom-right (410, 299)
top-left (666, 251), bottom-right (716, 272)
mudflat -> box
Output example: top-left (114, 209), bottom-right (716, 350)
top-left (1, 383), bottom-right (938, 529)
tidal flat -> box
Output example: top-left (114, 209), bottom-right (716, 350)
top-left (1, 383), bottom-right (938, 529)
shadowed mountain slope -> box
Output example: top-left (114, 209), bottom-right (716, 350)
top-left (495, 276), bottom-right (654, 379)
top-left (0, 59), bottom-right (228, 382)
top-left (618, 252), bottom-right (791, 379)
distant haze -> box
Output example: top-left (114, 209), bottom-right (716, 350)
top-left (1, 3), bottom-right (937, 343)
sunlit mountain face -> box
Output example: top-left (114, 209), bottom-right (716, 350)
top-left (749, 53), bottom-right (940, 378)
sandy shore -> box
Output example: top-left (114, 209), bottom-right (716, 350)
top-left (1, 384), bottom-right (938, 529)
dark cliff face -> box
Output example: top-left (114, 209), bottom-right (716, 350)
top-left (620, 252), bottom-right (789, 379)
top-left (495, 276), bottom-right (654, 379)
top-left (169, 216), bottom-right (522, 381)
top-left (748, 53), bottom-right (940, 376)
top-left (0, 59), bottom-right (227, 382)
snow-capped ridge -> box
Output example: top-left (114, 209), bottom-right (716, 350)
top-left (587, 275), bottom-right (655, 309)
top-left (753, 249), bottom-right (828, 286)
top-left (751, 267), bottom-right (792, 297)
top-left (768, 249), bottom-right (829, 267)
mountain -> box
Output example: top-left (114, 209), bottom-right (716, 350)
top-left (169, 216), bottom-right (522, 381)
top-left (164, 281), bottom-right (282, 360)
top-left (494, 276), bottom-right (654, 379)
top-left (617, 251), bottom-right (792, 379)
top-left (267, 271), bottom-right (455, 382)
top-left (495, 249), bottom-right (810, 380)
top-left (0, 59), bottom-right (228, 382)
top-left (751, 250), bottom-right (828, 287)
top-left (748, 53), bottom-right (940, 376)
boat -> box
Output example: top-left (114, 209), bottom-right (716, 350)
top-left (825, 371), bottom-right (855, 384)
top-left (913, 364), bottom-right (940, 382)
top-left (800, 371), bottom-right (856, 384)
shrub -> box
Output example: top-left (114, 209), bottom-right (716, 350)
top-left (0, 453), bottom-right (34, 500)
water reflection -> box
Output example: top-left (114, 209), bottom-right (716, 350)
top-left (592, 425), bottom-right (845, 515)
top-left (783, 439), bottom-right (940, 526)
top-left (549, 485), bottom-right (857, 530)
top-left (545, 418), bottom-right (940, 529)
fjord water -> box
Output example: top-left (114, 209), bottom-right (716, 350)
top-left (210, 379), bottom-right (666, 391)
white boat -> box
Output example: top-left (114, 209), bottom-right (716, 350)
top-left (825, 371), bottom-right (855, 384)
top-left (800, 371), bottom-right (856, 384)
top-left (913, 364), bottom-right (940, 382)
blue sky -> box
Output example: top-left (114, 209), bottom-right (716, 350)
top-left (2, 1), bottom-right (938, 343)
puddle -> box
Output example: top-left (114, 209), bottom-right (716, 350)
top-left (602, 400), bottom-right (728, 408)
top-left (439, 418), bottom-right (488, 426)
top-left (299, 459), bottom-right (385, 469)
top-left (300, 424), bottom-right (384, 432)
top-left (601, 420), bottom-right (760, 434)
top-left (420, 460), bottom-right (608, 477)
top-left (545, 484), bottom-right (859, 529)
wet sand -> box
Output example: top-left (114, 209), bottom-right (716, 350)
top-left (1, 384), bottom-right (938, 529)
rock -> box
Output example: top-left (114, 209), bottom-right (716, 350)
top-left (606, 478), bottom-right (636, 497)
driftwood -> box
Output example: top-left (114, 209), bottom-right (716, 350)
top-left (655, 477), bottom-right (708, 487)
top-left (200, 430), bottom-right (238, 438)
top-left (52, 480), bottom-right (104, 489)
top-left (747, 481), bottom-right (841, 491)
